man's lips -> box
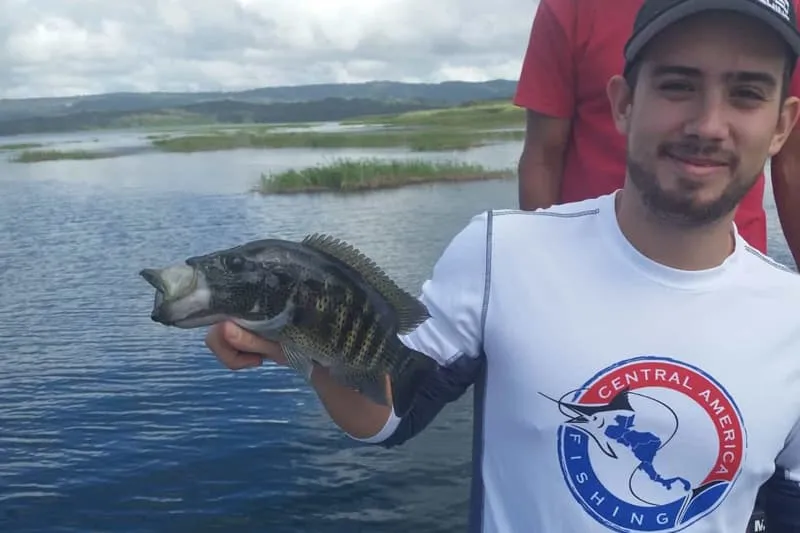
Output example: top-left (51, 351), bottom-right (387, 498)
top-left (666, 153), bottom-right (729, 176)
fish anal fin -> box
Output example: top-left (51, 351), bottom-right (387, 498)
top-left (282, 342), bottom-right (314, 380)
top-left (329, 365), bottom-right (390, 408)
top-left (301, 233), bottom-right (430, 333)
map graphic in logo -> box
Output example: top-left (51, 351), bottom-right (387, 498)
top-left (541, 356), bottom-right (747, 533)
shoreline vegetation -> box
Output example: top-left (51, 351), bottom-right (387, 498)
top-left (343, 101), bottom-right (525, 128)
top-left (0, 142), bottom-right (43, 151)
top-left (0, 80), bottom-right (519, 138)
top-left (256, 158), bottom-right (514, 194)
top-left (6, 100), bottom-right (522, 194)
top-left (151, 128), bottom-right (524, 153)
top-left (10, 149), bottom-right (112, 163)
top-left (7, 101), bottom-right (526, 162)
top-left (150, 101), bottom-right (526, 153)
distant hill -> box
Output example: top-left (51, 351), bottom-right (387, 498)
top-left (0, 97), bottom-right (469, 137)
top-left (0, 79), bottom-right (518, 120)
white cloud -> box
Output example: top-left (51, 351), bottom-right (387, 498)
top-left (0, 0), bottom-right (540, 98)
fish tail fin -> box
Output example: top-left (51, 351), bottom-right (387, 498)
top-left (389, 348), bottom-right (438, 418)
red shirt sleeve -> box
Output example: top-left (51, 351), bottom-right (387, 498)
top-left (512, 0), bottom-right (577, 118)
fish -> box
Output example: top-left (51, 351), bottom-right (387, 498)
top-left (139, 233), bottom-right (437, 418)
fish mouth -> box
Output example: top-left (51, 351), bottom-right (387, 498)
top-left (139, 264), bottom-right (198, 301)
top-left (139, 264), bottom-right (203, 326)
top-left (139, 268), bottom-right (169, 295)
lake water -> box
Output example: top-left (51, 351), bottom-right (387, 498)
top-left (0, 129), bottom-right (793, 533)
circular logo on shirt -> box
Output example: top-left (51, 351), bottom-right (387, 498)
top-left (543, 355), bottom-right (747, 533)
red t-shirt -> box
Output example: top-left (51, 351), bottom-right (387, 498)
top-left (513, 0), bottom-right (800, 254)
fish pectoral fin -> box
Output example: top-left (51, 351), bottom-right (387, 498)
top-left (301, 233), bottom-right (430, 333)
top-left (281, 342), bottom-right (315, 380)
top-left (601, 442), bottom-right (617, 459)
top-left (233, 302), bottom-right (295, 340)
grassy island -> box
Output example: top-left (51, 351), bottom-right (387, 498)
top-left (256, 157), bottom-right (514, 194)
top-left (150, 128), bottom-right (523, 153)
top-left (10, 149), bottom-right (112, 163)
top-left (148, 101), bottom-right (526, 154)
top-left (0, 142), bottom-right (43, 151)
top-left (344, 101), bottom-right (526, 129)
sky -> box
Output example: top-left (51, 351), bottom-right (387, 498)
top-left (0, 0), bottom-right (540, 99)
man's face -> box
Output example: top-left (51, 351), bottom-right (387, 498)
top-left (608, 11), bottom-right (799, 227)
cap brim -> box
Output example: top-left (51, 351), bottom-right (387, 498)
top-left (625, 0), bottom-right (800, 65)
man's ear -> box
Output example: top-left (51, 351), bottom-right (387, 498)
top-left (770, 95), bottom-right (800, 156)
top-left (607, 74), bottom-right (633, 135)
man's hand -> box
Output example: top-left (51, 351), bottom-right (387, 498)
top-left (204, 320), bottom-right (394, 440)
top-left (204, 321), bottom-right (287, 370)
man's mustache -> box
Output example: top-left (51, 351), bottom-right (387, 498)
top-left (658, 140), bottom-right (738, 167)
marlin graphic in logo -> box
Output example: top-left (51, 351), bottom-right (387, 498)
top-left (541, 388), bottom-right (692, 494)
top-left (540, 388), bottom-right (638, 460)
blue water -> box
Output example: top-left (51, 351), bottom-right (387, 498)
top-left (0, 147), bottom-right (523, 532)
top-left (0, 143), bottom-right (793, 532)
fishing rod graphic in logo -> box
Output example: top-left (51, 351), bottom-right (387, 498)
top-left (540, 356), bottom-right (747, 533)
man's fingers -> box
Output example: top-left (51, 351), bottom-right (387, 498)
top-left (220, 321), bottom-right (284, 360)
top-left (204, 323), bottom-right (264, 370)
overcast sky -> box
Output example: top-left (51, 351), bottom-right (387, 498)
top-left (0, 0), bottom-right (540, 99)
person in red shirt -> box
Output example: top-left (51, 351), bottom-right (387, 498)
top-left (514, 0), bottom-right (800, 266)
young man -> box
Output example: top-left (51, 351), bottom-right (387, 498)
top-left (515, 2), bottom-right (800, 531)
top-left (205, 1), bottom-right (800, 532)
top-left (513, 0), bottom-right (800, 267)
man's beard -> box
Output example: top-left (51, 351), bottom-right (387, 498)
top-left (626, 142), bottom-right (757, 228)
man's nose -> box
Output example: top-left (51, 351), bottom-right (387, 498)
top-left (683, 91), bottom-right (730, 141)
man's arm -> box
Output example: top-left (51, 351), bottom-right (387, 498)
top-left (772, 3), bottom-right (800, 269)
top-left (512, 0), bottom-right (576, 210)
top-left (343, 211), bottom-right (492, 448)
top-left (771, 129), bottom-right (800, 269)
top-left (204, 213), bottom-right (490, 445)
top-left (518, 111), bottom-right (572, 210)
top-left (764, 420), bottom-right (800, 532)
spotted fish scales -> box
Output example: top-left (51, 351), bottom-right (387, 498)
top-left (139, 233), bottom-right (437, 417)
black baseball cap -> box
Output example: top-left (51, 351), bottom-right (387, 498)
top-left (623, 0), bottom-right (800, 75)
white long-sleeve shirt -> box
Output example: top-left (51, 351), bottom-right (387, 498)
top-left (350, 191), bottom-right (800, 533)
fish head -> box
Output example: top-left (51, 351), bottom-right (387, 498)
top-left (140, 240), bottom-right (296, 329)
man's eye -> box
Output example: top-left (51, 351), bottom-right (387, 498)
top-left (660, 81), bottom-right (693, 92)
top-left (731, 88), bottom-right (765, 100)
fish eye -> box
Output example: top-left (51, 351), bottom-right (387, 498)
top-left (224, 256), bottom-right (246, 272)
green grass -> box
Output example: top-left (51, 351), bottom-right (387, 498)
top-left (343, 100), bottom-right (526, 129)
top-left (0, 142), bottom-right (43, 151)
top-left (257, 157), bottom-right (514, 194)
top-left (151, 127), bottom-right (524, 153)
top-left (10, 149), bottom-right (111, 163)
top-left (148, 101), bottom-right (526, 153)
top-left (143, 121), bottom-right (296, 136)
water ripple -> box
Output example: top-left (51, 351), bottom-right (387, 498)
top-left (0, 155), bottom-right (520, 533)
top-left (0, 149), bottom-right (792, 533)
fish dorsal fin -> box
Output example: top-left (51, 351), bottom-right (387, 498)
top-left (301, 233), bottom-right (430, 333)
